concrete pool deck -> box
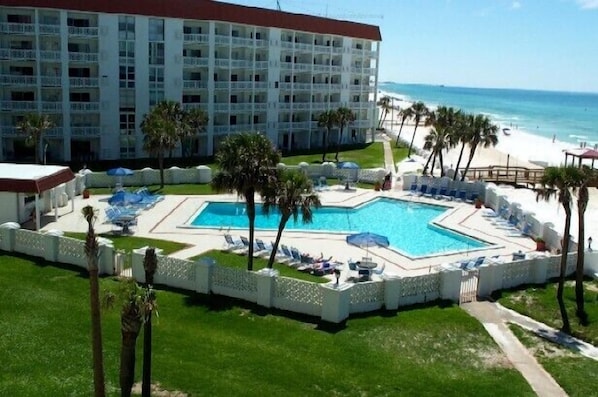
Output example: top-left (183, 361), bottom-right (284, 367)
top-left (38, 184), bottom-right (538, 279)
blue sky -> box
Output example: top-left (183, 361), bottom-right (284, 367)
top-left (223, 0), bottom-right (598, 92)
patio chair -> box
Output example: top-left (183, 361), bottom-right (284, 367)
top-left (435, 187), bottom-right (447, 200)
top-left (135, 187), bottom-right (164, 203)
top-left (455, 191), bottom-right (467, 202)
top-left (466, 192), bottom-right (479, 204)
top-left (417, 185), bottom-right (428, 196)
top-left (444, 189), bottom-right (457, 201)
top-left (357, 268), bottom-right (371, 281)
top-left (223, 234), bottom-right (244, 251)
top-left (373, 263), bottom-right (386, 275)
top-left (407, 183), bottom-right (418, 196)
top-left (423, 186), bottom-right (438, 198)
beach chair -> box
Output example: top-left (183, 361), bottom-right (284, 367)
top-left (407, 183), bottom-right (418, 196)
top-left (435, 187), bottom-right (447, 200)
top-left (445, 189), bottom-right (457, 201)
top-left (223, 234), bottom-right (244, 251)
top-left (424, 186), bottom-right (438, 198)
top-left (455, 191), bottom-right (467, 202)
top-left (417, 185), bottom-right (428, 196)
top-left (506, 222), bottom-right (533, 237)
top-left (254, 238), bottom-right (272, 256)
top-left (135, 187), bottom-right (164, 203)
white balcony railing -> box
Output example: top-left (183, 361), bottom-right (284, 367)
top-left (278, 103), bottom-right (292, 110)
top-left (313, 65), bottom-right (329, 73)
top-left (230, 81), bottom-right (254, 90)
top-left (41, 76), bottom-right (62, 86)
top-left (330, 66), bottom-right (341, 73)
top-left (40, 50), bottom-right (61, 61)
top-left (280, 62), bottom-right (293, 70)
top-left (0, 101), bottom-right (37, 111)
top-left (254, 103), bottom-right (267, 111)
top-left (182, 103), bottom-right (207, 111)
top-left (254, 61), bottom-right (269, 69)
top-left (255, 39), bottom-right (269, 47)
top-left (313, 45), bottom-right (330, 53)
top-left (214, 82), bottom-right (230, 90)
top-left (352, 48), bottom-right (363, 56)
top-left (229, 103), bottom-right (253, 112)
top-left (69, 77), bottom-right (99, 87)
top-left (0, 22), bottom-right (35, 34)
top-left (254, 82), bottom-right (268, 90)
top-left (332, 47), bottom-right (344, 54)
top-left (0, 48), bottom-right (36, 59)
top-left (183, 80), bottom-right (208, 89)
top-left (68, 26), bottom-right (98, 36)
top-left (214, 59), bottom-right (230, 68)
top-left (71, 126), bottom-right (100, 136)
top-left (231, 37), bottom-right (254, 46)
top-left (68, 52), bottom-right (98, 62)
top-left (183, 57), bottom-right (208, 67)
top-left (70, 102), bottom-right (99, 112)
top-left (39, 24), bottom-right (61, 35)
top-left (41, 101), bottom-right (62, 112)
top-left (230, 60), bottom-right (253, 68)
top-left (214, 35), bottom-right (229, 44)
top-left (45, 127), bottom-right (63, 137)
top-left (213, 103), bottom-right (229, 112)
top-left (294, 63), bottom-right (312, 71)
top-left (183, 33), bottom-right (209, 43)
top-left (0, 75), bottom-right (36, 85)
top-left (295, 43), bottom-right (312, 51)
top-left (281, 41), bottom-right (293, 49)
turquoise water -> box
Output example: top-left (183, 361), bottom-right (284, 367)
top-left (380, 82), bottom-right (598, 147)
top-left (190, 198), bottom-right (487, 257)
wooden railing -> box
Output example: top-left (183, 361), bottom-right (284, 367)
top-left (462, 166), bottom-right (545, 187)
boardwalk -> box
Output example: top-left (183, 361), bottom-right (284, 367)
top-left (462, 166), bottom-right (545, 188)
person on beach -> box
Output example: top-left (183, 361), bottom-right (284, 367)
top-left (552, 134), bottom-right (556, 143)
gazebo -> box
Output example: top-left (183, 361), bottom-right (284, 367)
top-left (0, 163), bottom-right (75, 230)
top-left (563, 148), bottom-right (598, 168)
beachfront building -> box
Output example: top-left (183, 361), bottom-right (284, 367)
top-left (0, 0), bottom-right (381, 162)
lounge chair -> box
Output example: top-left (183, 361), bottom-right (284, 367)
top-left (418, 185), bottom-right (428, 196)
top-left (435, 187), bottom-right (447, 200)
top-left (466, 192), bottom-right (479, 204)
top-left (135, 187), bottom-right (164, 203)
top-left (424, 186), bottom-right (438, 198)
top-left (223, 234), bottom-right (244, 251)
top-left (373, 263), bottom-right (386, 275)
top-left (407, 183), bottom-right (418, 196)
top-left (506, 222), bottom-right (533, 237)
top-left (444, 189), bottom-right (457, 201)
top-left (348, 261), bottom-right (357, 271)
top-left (455, 191), bottom-right (467, 202)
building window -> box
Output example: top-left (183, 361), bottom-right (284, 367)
top-left (118, 15), bottom-right (135, 40)
top-left (148, 18), bottom-right (164, 41)
top-left (119, 66), bottom-right (135, 88)
top-left (120, 112), bottom-right (136, 158)
top-left (149, 90), bottom-right (164, 107)
top-left (148, 67), bottom-right (164, 89)
top-left (119, 41), bottom-right (134, 58)
top-left (119, 89), bottom-right (135, 109)
top-left (148, 42), bottom-right (164, 65)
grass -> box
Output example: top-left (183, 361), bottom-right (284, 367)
top-left (0, 252), bottom-right (536, 396)
top-left (281, 142), bottom-right (387, 168)
top-left (88, 183), bottom-right (215, 196)
top-left (509, 324), bottom-right (598, 397)
top-left (63, 232), bottom-right (189, 256)
top-left (496, 278), bottom-right (598, 345)
top-left (190, 249), bottom-right (329, 283)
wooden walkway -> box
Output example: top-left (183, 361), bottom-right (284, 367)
top-left (462, 166), bottom-right (545, 187)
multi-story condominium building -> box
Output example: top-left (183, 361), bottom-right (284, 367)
top-left (0, 0), bottom-right (381, 162)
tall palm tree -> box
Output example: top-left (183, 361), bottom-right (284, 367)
top-left (317, 110), bottom-right (338, 163)
top-left (262, 170), bottom-right (321, 269)
top-left (334, 107), bottom-right (355, 161)
top-left (377, 95), bottom-right (391, 129)
top-left (423, 107), bottom-right (461, 176)
top-left (394, 107), bottom-right (413, 147)
top-left (118, 281), bottom-right (143, 397)
top-left (406, 102), bottom-right (429, 158)
top-left (211, 133), bottom-right (281, 271)
top-left (452, 113), bottom-right (472, 181)
top-left (16, 113), bottom-right (54, 164)
top-left (422, 128), bottom-right (444, 177)
top-left (460, 114), bottom-right (499, 181)
top-left (82, 205), bottom-right (106, 397)
top-left (536, 166), bottom-right (578, 334)
top-left (141, 248), bottom-right (158, 397)
top-left (182, 107), bottom-right (208, 158)
top-left (140, 108), bottom-right (177, 188)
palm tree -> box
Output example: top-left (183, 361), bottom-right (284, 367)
top-left (406, 102), bottom-right (429, 158)
top-left (317, 110), bottom-right (338, 163)
top-left (141, 248), bottom-right (158, 397)
top-left (377, 95), bottom-right (391, 129)
top-left (140, 108), bottom-right (178, 188)
top-left (262, 170), bottom-right (321, 269)
top-left (182, 107), bottom-right (208, 158)
top-left (211, 133), bottom-right (281, 271)
top-left (118, 281), bottom-right (143, 397)
top-left (460, 114), bottom-right (499, 181)
top-left (452, 113), bottom-right (472, 181)
top-left (334, 107), bottom-right (355, 161)
top-left (536, 166), bottom-right (578, 334)
top-left (394, 107), bottom-right (413, 147)
top-left (423, 107), bottom-right (461, 177)
top-left (82, 205), bottom-right (106, 397)
top-left (16, 113), bottom-right (54, 164)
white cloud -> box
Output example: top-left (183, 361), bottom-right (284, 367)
top-left (511, 1), bottom-right (522, 9)
top-left (577, 0), bottom-right (598, 9)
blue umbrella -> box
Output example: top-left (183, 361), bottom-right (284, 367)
top-left (108, 191), bottom-right (142, 206)
top-left (106, 167), bottom-right (134, 176)
top-left (347, 232), bottom-right (390, 256)
top-left (337, 161), bottom-right (360, 169)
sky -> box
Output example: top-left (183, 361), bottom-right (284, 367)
top-left (221, 0), bottom-right (598, 93)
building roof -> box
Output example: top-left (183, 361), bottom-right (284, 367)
top-left (564, 148), bottom-right (598, 159)
top-left (1, 0), bottom-right (382, 41)
top-left (0, 163), bottom-right (75, 194)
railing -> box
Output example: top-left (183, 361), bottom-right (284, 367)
top-left (0, 48), bottom-right (36, 59)
top-left (214, 59), bottom-right (230, 68)
top-left (214, 35), bottom-right (229, 44)
top-left (69, 77), bottom-right (98, 87)
top-left (71, 126), bottom-right (100, 136)
top-left (40, 50), bottom-right (61, 60)
top-left (332, 47), bottom-right (344, 54)
top-left (295, 43), bottom-right (312, 51)
top-left (41, 76), bottom-right (62, 86)
top-left (230, 81), bottom-right (254, 90)
top-left (281, 41), bottom-right (293, 49)
top-left (39, 24), bottom-right (60, 35)
top-left (0, 22), bottom-right (35, 34)
top-left (254, 61), bottom-right (269, 69)
top-left (254, 82), bottom-right (268, 90)
top-left (183, 33), bottom-right (209, 43)
top-left (230, 60), bottom-right (253, 68)
top-left (41, 101), bottom-right (62, 112)
top-left (213, 103), bottom-right (229, 112)
top-left (183, 80), bottom-right (208, 89)
top-left (213, 81), bottom-right (229, 89)
top-left (0, 75), bottom-right (36, 85)
top-left (68, 26), bottom-right (98, 36)
top-left (183, 57), bottom-right (208, 67)
top-left (45, 127), bottom-right (63, 137)
top-left (314, 44), bottom-right (331, 53)
top-left (330, 66), bottom-right (342, 73)
top-left (255, 39), bottom-right (269, 47)
top-left (229, 103), bottom-right (253, 112)
top-left (70, 102), bottom-right (99, 112)
top-left (462, 166), bottom-right (545, 186)
top-left (231, 37), bottom-right (254, 46)
top-left (254, 103), bottom-right (267, 111)
top-left (182, 103), bottom-right (207, 111)
top-left (68, 52), bottom-right (98, 62)
top-left (294, 63), bottom-right (312, 71)
top-left (0, 101), bottom-right (37, 111)
top-left (313, 65), bottom-right (329, 73)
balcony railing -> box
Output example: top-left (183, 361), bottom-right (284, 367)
top-left (70, 102), bottom-right (99, 112)
top-left (41, 101), bottom-right (62, 112)
top-left (254, 82), bottom-right (268, 89)
top-left (313, 65), bottom-right (329, 73)
top-left (40, 50), bottom-right (61, 61)
top-left (362, 68), bottom-right (375, 75)
top-left (332, 47), bottom-right (343, 54)
top-left (213, 103), bottom-right (229, 112)
top-left (255, 39), bottom-right (269, 47)
top-left (182, 103), bottom-right (207, 111)
top-left (68, 52), bottom-right (98, 62)
top-left (229, 103), bottom-right (253, 111)
top-left (254, 103), bottom-right (267, 111)
top-left (45, 127), bottom-right (63, 137)
top-left (1, 101), bottom-right (37, 111)
top-left (230, 60), bottom-right (253, 68)
top-left (294, 63), bottom-right (312, 71)
top-left (214, 59), bottom-right (230, 68)
top-left (71, 126), bottom-right (100, 136)
top-left (281, 41), bottom-right (293, 49)
top-left (41, 76), bottom-right (62, 86)
top-left (294, 43), bottom-right (312, 51)
top-left (214, 35), bottom-right (229, 44)
top-left (0, 75), bottom-right (36, 85)
top-left (314, 45), bottom-right (330, 53)
top-left (68, 26), bottom-right (98, 36)
top-left (214, 81), bottom-right (230, 89)
top-left (230, 81), bottom-right (254, 90)
top-left (279, 121), bottom-right (314, 129)
top-left (183, 57), bottom-right (208, 67)
top-left (0, 48), bottom-right (36, 59)
top-left (39, 24), bottom-right (61, 35)
top-left (183, 80), bottom-right (208, 89)
top-left (352, 48), bottom-right (363, 56)
top-left (254, 61), bottom-right (269, 69)
top-left (0, 22), bottom-right (35, 34)
top-left (183, 33), bottom-right (209, 43)
top-left (69, 77), bottom-right (99, 87)
top-left (231, 37), bottom-right (254, 46)
top-left (330, 66), bottom-right (341, 73)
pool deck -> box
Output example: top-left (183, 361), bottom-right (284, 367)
top-left (37, 183), bottom-right (538, 280)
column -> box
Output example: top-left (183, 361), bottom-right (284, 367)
top-left (320, 282), bottom-right (352, 323)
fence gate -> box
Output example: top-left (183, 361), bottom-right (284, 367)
top-left (459, 269), bottom-right (479, 304)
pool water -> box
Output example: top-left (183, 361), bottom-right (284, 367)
top-left (190, 198), bottom-right (487, 257)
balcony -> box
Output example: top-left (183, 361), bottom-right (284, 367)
top-left (0, 126), bottom-right (19, 136)
top-left (280, 62), bottom-right (293, 70)
top-left (0, 48), bottom-right (36, 60)
top-left (332, 47), bottom-right (343, 54)
top-left (183, 57), bottom-right (208, 67)
top-left (279, 121), bottom-right (313, 130)
top-left (254, 82), bottom-right (268, 90)
top-left (71, 126), bottom-right (100, 136)
top-left (231, 37), bottom-right (254, 46)
top-left (39, 24), bottom-right (61, 35)
top-left (330, 66), bottom-right (341, 73)
top-left (214, 35), bottom-right (229, 45)
top-left (45, 127), bottom-right (63, 137)
top-left (255, 39), bottom-right (269, 47)
top-left (0, 22), bottom-right (35, 34)
top-left (294, 43), bottom-right (312, 52)
top-left (314, 44), bottom-right (330, 53)
top-left (184, 33), bottom-right (209, 43)
top-left (0, 75), bottom-right (36, 85)
top-left (182, 103), bottom-right (207, 111)
top-left (254, 61), bottom-right (269, 69)
top-left (214, 81), bottom-right (229, 90)
top-left (350, 85), bottom-right (362, 92)
top-left (351, 67), bottom-right (362, 74)
top-left (1, 101), bottom-right (37, 111)
top-left (230, 60), bottom-right (253, 68)
top-left (229, 103), bottom-right (253, 112)
top-left (230, 81), bottom-right (254, 90)
top-left (362, 68), bottom-right (375, 75)
top-left (352, 48), bottom-right (363, 55)
top-left (294, 63), bottom-right (312, 72)
top-left (40, 50), bottom-right (61, 61)
top-left (41, 101), bottom-right (62, 112)
top-left (313, 65), bottom-right (329, 73)
top-left (68, 52), bottom-right (99, 62)
top-left (70, 102), bottom-right (99, 112)
top-left (213, 103), bottom-right (229, 112)
top-left (68, 26), bottom-right (98, 36)
top-left (214, 59), bottom-right (230, 68)
top-left (183, 80), bottom-right (208, 89)
top-left (41, 76), bottom-right (62, 86)
top-left (69, 77), bottom-right (99, 87)
top-left (254, 103), bottom-right (267, 111)
top-left (281, 41), bottom-right (293, 49)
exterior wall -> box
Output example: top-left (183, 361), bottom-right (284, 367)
top-left (98, 13), bottom-right (120, 160)
top-left (0, 192), bottom-right (18, 224)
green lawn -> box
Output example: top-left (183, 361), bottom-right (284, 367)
top-left (509, 325), bottom-right (598, 397)
top-left (281, 142), bottom-right (387, 168)
top-left (191, 249), bottom-right (329, 283)
top-left (0, 253), bottom-right (536, 396)
top-left (88, 183), bottom-right (215, 195)
top-left (496, 278), bottom-right (598, 345)
top-left (64, 232), bottom-right (189, 256)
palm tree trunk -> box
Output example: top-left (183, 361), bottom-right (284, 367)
top-left (439, 150), bottom-right (445, 177)
top-left (430, 153), bottom-right (437, 177)
top-left (395, 120), bottom-right (406, 147)
top-left (576, 191), bottom-right (588, 323)
top-left (120, 329), bottom-right (140, 397)
top-left (423, 153), bottom-right (433, 175)
top-left (245, 191), bottom-right (255, 271)
top-left (321, 130), bottom-right (328, 163)
top-left (407, 122), bottom-right (419, 157)
top-left (453, 142), bottom-right (467, 181)
top-left (335, 127), bottom-right (343, 161)
top-left (141, 316), bottom-right (152, 397)
top-left (460, 144), bottom-right (478, 182)
top-left (89, 264), bottom-right (106, 397)
top-left (558, 208), bottom-right (572, 334)
top-left (268, 216), bottom-right (290, 269)
top-left (158, 151), bottom-right (164, 189)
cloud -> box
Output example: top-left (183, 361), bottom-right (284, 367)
top-left (577, 0), bottom-right (598, 9)
top-left (510, 1), bottom-right (522, 9)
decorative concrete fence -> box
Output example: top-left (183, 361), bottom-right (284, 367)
top-left (82, 165), bottom-right (213, 188)
top-left (0, 222), bottom-right (117, 275)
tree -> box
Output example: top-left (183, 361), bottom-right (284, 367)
top-left (262, 170), bottom-right (321, 269)
top-left (115, 281), bottom-right (143, 397)
top-left (536, 166), bottom-right (578, 334)
top-left (406, 102), bottom-right (429, 158)
top-left (181, 107), bottom-right (208, 158)
top-left (452, 113), bottom-right (472, 181)
top-left (140, 107), bottom-right (178, 188)
top-left (394, 108), bottom-right (413, 147)
top-left (334, 107), bottom-right (355, 161)
top-left (141, 248), bottom-right (158, 397)
top-left (377, 95), bottom-right (391, 129)
top-left (211, 133), bottom-right (281, 270)
top-left (16, 113), bottom-right (54, 164)
top-left (82, 205), bottom-right (106, 397)
top-left (317, 110), bottom-right (338, 163)
top-left (460, 114), bottom-right (499, 181)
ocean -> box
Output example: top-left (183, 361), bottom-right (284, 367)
top-left (379, 82), bottom-right (598, 148)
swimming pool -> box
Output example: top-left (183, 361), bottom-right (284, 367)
top-left (189, 197), bottom-right (488, 257)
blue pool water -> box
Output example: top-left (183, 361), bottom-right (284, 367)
top-left (190, 198), bottom-right (487, 257)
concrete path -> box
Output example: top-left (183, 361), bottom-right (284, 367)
top-left (463, 301), bottom-right (568, 397)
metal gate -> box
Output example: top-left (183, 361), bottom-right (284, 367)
top-left (459, 269), bottom-right (479, 304)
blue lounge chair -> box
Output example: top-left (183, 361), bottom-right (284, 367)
top-left (455, 191), bottom-right (467, 202)
top-left (424, 186), bottom-right (438, 198)
top-left (418, 185), bottom-right (428, 196)
top-left (435, 187), bottom-right (447, 200)
top-left (135, 187), bottom-right (164, 203)
top-left (407, 183), bottom-right (418, 196)
top-left (445, 189), bottom-right (457, 200)
top-left (223, 234), bottom-right (244, 251)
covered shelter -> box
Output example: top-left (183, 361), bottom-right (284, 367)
top-left (0, 163), bottom-right (75, 230)
top-left (563, 148), bottom-right (598, 169)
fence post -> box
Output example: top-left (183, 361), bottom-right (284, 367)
top-left (477, 263), bottom-right (496, 297)
top-left (98, 242), bottom-right (115, 276)
top-left (256, 268), bottom-right (278, 308)
top-left (131, 247), bottom-right (147, 282)
top-left (195, 257), bottom-right (216, 294)
top-left (531, 256), bottom-right (549, 284)
top-left (0, 222), bottom-right (20, 251)
top-left (382, 274), bottom-right (402, 310)
top-left (439, 266), bottom-right (462, 302)
top-left (320, 283), bottom-right (352, 323)
top-left (43, 230), bottom-right (62, 262)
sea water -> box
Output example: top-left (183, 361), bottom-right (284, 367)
top-left (380, 82), bottom-right (598, 147)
